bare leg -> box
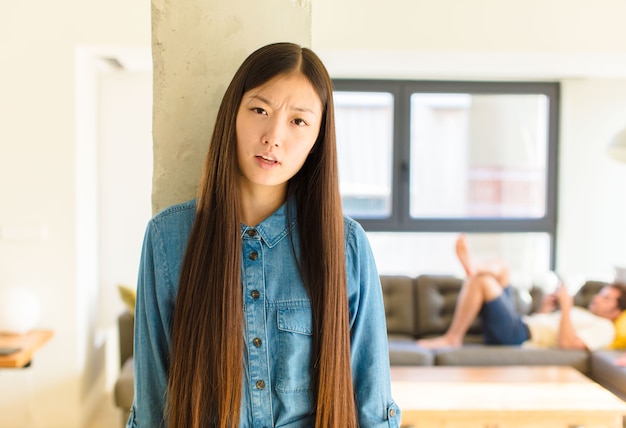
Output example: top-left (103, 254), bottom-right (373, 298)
top-left (457, 233), bottom-right (510, 287)
top-left (478, 259), bottom-right (510, 288)
top-left (455, 233), bottom-right (474, 277)
top-left (417, 234), bottom-right (509, 349)
top-left (417, 274), bottom-right (504, 349)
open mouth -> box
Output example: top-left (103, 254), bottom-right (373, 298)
top-left (257, 155), bottom-right (278, 164)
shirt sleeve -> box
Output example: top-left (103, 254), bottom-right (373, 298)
top-left (344, 218), bottom-right (402, 427)
top-left (572, 308), bottom-right (616, 351)
top-left (126, 220), bottom-right (172, 428)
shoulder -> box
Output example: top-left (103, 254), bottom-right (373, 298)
top-left (150, 199), bottom-right (197, 232)
top-left (343, 214), bottom-right (367, 244)
top-left (145, 199), bottom-right (197, 250)
top-left (152, 199), bottom-right (197, 223)
top-left (342, 215), bottom-right (376, 271)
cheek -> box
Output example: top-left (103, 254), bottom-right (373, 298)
top-left (295, 140), bottom-right (316, 164)
top-left (235, 120), bottom-right (253, 155)
top-left (235, 109), bottom-right (251, 146)
top-left (235, 132), bottom-right (247, 170)
top-left (302, 131), bottom-right (319, 154)
top-left (235, 118), bottom-right (245, 146)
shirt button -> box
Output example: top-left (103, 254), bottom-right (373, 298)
top-left (249, 251), bottom-right (258, 260)
top-left (251, 290), bottom-right (260, 300)
top-left (389, 408), bottom-right (396, 417)
top-left (253, 337), bottom-right (262, 347)
top-left (256, 380), bottom-right (265, 390)
top-left (246, 229), bottom-right (258, 237)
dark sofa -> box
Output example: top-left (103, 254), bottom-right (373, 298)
top-left (381, 274), bottom-right (626, 397)
top-left (114, 310), bottom-right (135, 425)
top-left (114, 274), bottom-right (626, 425)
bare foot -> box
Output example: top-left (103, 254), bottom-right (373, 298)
top-left (615, 354), bottom-right (626, 367)
top-left (416, 335), bottom-right (462, 350)
top-left (455, 234), bottom-right (474, 277)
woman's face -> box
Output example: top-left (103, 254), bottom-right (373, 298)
top-left (236, 72), bottom-right (323, 197)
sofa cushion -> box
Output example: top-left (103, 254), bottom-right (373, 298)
top-left (574, 280), bottom-right (607, 307)
top-left (388, 340), bottom-right (434, 366)
top-left (435, 346), bottom-right (590, 374)
top-left (381, 276), bottom-right (416, 337)
top-left (414, 275), bottom-right (539, 339)
top-left (414, 275), bottom-right (482, 337)
top-left (590, 349), bottom-right (626, 400)
top-left (118, 284), bottom-right (137, 316)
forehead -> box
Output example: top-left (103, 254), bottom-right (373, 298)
top-left (600, 286), bottom-right (620, 300)
top-left (244, 73), bottom-right (322, 111)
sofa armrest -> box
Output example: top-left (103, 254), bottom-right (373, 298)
top-left (118, 310), bottom-right (134, 367)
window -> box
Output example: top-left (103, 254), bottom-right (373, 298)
top-left (333, 80), bottom-right (559, 278)
top-left (334, 91), bottom-right (394, 218)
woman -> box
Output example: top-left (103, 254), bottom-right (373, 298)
top-left (128, 42), bottom-right (400, 428)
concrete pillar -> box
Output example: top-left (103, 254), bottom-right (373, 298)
top-left (151, 0), bottom-right (312, 213)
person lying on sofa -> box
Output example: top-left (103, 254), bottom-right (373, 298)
top-left (417, 234), bottom-right (626, 351)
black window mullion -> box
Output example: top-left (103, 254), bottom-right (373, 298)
top-left (333, 78), bottom-right (559, 269)
top-left (395, 84), bottom-right (411, 228)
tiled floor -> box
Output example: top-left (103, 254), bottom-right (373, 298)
top-left (87, 393), bottom-right (123, 428)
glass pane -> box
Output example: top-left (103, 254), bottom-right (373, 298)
top-left (334, 91), bottom-right (394, 218)
top-left (367, 232), bottom-right (551, 289)
top-left (410, 93), bottom-right (549, 218)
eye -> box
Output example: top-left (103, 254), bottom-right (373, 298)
top-left (293, 118), bottom-right (308, 126)
top-left (251, 107), bottom-right (267, 115)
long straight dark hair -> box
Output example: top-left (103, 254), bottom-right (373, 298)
top-left (167, 42), bottom-right (357, 427)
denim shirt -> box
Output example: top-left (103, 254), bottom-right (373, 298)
top-left (127, 199), bottom-right (401, 428)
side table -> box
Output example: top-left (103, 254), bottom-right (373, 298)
top-left (0, 330), bottom-right (53, 368)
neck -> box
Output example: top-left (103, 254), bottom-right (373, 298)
top-left (239, 185), bottom-right (287, 226)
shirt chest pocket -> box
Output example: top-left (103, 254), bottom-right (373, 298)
top-left (276, 306), bottom-right (313, 393)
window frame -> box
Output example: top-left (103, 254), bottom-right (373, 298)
top-left (332, 79), bottom-right (560, 266)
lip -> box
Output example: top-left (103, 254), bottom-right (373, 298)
top-left (254, 152), bottom-right (280, 169)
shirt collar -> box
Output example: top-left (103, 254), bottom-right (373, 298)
top-left (241, 197), bottom-right (297, 248)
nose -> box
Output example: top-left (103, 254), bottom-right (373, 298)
top-left (262, 117), bottom-right (284, 147)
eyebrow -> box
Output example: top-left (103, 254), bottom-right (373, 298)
top-left (249, 94), bottom-right (319, 115)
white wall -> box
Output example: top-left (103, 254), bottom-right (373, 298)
top-left (97, 67), bottom-right (153, 329)
top-left (313, 0), bottom-right (626, 53)
top-left (311, 0), bottom-right (626, 280)
top-left (95, 66), bottom-right (153, 393)
top-left (2, 1), bottom-right (626, 426)
top-left (0, 2), bottom-right (150, 427)
top-left (558, 78), bottom-right (626, 279)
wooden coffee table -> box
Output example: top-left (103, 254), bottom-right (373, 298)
top-left (391, 366), bottom-right (626, 428)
